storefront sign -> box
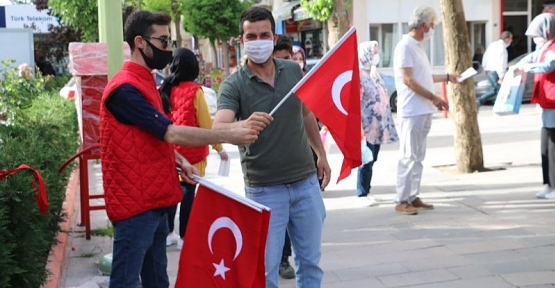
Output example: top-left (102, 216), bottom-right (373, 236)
top-left (211, 69), bottom-right (223, 92)
top-left (285, 18), bottom-right (298, 33)
top-left (297, 19), bottom-right (322, 31)
top-left (2, 4), bottom-right (58, 33)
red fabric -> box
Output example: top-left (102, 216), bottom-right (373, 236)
top-left (169, 82), bottom-right (209, 164)
top-left (292, 28), bottom-right (362, 183)
top-left (0, 164), bottom-right (48, 214)
top-left (532, 40), bottom-right (555, 109)
top-left (176, 184), bottom-right (270, 288)
top-left (100, 61), bottom-right (182, 221)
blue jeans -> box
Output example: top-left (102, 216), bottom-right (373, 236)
top-left (244, 174), bottom-right (326, 288)
top-left (357, 142), bottom-right (381, 197)
top-left (109, 208), bottom-right (170, 288)
top-left (477, 70), bottom-right (500, 105)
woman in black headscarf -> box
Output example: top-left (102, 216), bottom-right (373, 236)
top-left (160, 48), bottom-right (228, 249)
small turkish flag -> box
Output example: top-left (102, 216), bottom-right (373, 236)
top-left (292, 27), bottom-right (362, 183)
top-left (175, 178), bottom-right (270, 288)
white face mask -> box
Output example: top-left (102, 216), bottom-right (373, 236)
top-left (423, 26), bottom-right (434, 41)
top-left (372, 54), bottom-right (380, 66)
top-left (243, 40), bottom-right (274, 64)
top-left (533, 37), bottom-right (547, 47)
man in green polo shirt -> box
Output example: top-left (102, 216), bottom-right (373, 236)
top-left (212, 6), bottom-right (331, 288)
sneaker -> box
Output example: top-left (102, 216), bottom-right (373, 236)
top-left (166, 233), bottom-right (179, 246)
top-left (177, 238), bottom-right (183, 250)
top-left (545, 191), bottom-right (555, 199)
top-left (411, 197), bottom-right (434, 210)
top-left (536, 186), bottom-right (554, 198)
top-left (278, 259), bottom-right (296, 279)
top-left (395, 202), bottom-right (418, 215)
top-left (367, 195), bottom-right (378, 207)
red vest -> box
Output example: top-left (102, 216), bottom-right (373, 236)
top-left (99, 61), bottom-right (182, 221)
top-left (532, 40), bottom-right (555, 109)
top-left (169, 82), bottom-right (209, 164)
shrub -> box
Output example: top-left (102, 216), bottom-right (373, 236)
top-left (0, 59), bottom-right (47, 125)
top-left (0, 91), bottom-right (78, 287)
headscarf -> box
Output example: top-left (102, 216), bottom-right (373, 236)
top-left (358, 41), bottom-right (384, 87)
top-left (525, 13), bottom-right (555, 40)
top-left (292, 45), bottom-right (307, 72)
top-left (159, 48), bottom-right (200, 113)
top-left (358, 41), bottom-right (376, 71)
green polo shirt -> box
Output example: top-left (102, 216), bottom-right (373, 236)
top-left (218, 58), bottom-right (316, 186)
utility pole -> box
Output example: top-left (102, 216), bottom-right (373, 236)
top-left (98, 0), bottom-right (124, 79)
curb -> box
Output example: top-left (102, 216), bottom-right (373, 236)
top-left (42, 169), bottom-right (79, 288)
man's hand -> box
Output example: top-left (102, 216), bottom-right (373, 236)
top-left (177, 159), bottom-right (199, 185)
top-left (449, 73), bottom-right (461, 84)
top-left (243, 112), bottom-right (273, 132)
top-left (228, 128), bottom-right (259, 145)
top-left (317, 156), bottom-right (331, 190)
top-left (431, 95), bottom-right (449, 111)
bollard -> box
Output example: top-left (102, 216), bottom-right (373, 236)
top-left (441, 82), bottom-right (448, 118)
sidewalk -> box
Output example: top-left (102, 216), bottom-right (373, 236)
top-left (60, 104), bottom-right (555, 287)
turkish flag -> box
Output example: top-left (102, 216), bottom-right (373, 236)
top-left (175, 179), bottom-right (271, 288)
top-left (292, 27), bottom-right (361, 183)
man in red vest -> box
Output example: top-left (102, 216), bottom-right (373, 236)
top-left (99, 11), bottom-right (258, 288)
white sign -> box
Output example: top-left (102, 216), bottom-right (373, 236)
top-left (4, 4), bottom-right (58, 33)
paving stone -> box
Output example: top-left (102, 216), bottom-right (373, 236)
top-left (500, 271), bottom-right (555, 286)
top-left (408, 276), bottom-right (513, 288)
top-left (377, 269), bottom-right (459, 287)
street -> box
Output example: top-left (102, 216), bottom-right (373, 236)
top-left (62, 104), bottom-right (555, 288)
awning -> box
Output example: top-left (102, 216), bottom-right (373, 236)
top-left (293, 6), bottom-right (311, 21)
top-left (272, 1), bottom-right (300, 21)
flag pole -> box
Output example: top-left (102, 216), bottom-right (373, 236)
top-left (269, 26), bottom-right (357, 116)
top-left (192, 175), bottom-right (270, 212)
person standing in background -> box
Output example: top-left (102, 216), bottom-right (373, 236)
top-left (513, 13), bottom-right (555, 199)
top-left (357, 41), bottom-right (398, 206)
top-left (477, 31), bottom-right (513, 105)
top-left (160, 48), bottom-right (229, 250)
top-left (393, 6), bottom-right (460, 215)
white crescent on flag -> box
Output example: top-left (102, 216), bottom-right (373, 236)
top-left (208, 217), bottom-right (243, 279)
top-left (331, 70), bottom-right (353, 116)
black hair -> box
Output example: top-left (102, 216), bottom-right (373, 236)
top-left (239, 6), bottom-right (275, 36)
top-left (274, 35), bottom-right (293, 54)
top-left (159, 48), bottom-right (200, 113)
top-left (124, 10), bottom-right (172, 51)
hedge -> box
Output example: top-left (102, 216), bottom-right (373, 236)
top-left (0, 87), bottom-right (79, 287)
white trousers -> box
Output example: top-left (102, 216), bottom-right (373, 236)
top-left (395, 114), bottom-right (433, 203)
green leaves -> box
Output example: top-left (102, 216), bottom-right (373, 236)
top-left (182, 0), bottom-right (250, 42)
top-left (300, 0), bottom-right (335, 22)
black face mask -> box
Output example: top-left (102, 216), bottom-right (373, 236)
top-left (139, 39), bottom-right (173, 70)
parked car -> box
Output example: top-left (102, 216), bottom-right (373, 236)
top-left (154, 70), bottom-right (217, 117)
top-left (305, 58), bottom-right (399, 112)
top-left (474, 53), bottom-right (534, 104)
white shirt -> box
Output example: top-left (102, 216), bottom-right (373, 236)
top-left (481, 39), bottom-right (508, 77)
top-left (393, 34), bottom-right (436, 118)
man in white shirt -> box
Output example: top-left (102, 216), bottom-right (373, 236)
top-left (477, 31), bottom-right (513, 105)
top-left (393, 6), bottom-right (460, 215)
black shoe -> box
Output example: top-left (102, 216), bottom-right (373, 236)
top-left (279, 259), bottom-right (296, 279)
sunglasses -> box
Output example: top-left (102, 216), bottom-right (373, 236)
top-left (143, 36), bottom-right (173, 49)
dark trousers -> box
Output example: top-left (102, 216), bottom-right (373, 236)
top-left (167, 183), bottom-right (196, 238)
top-left (281, 231), bottom-right (292, 262)
top-left (477, 71), bottom-right (501, 105)
top-left (541, 127), bottom-right (555, 188)
top-left (356, 142), bottom-right (381, 197)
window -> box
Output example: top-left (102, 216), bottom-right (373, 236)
top-left (369, 24), bottom-right (398, 67)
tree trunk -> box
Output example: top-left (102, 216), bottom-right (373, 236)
top-left (439, 0), bottom-right (485, 173)
top-left (327, 0), bottom-right (349, 47)
top-left (221, 39), bottom-right (230, 78)
top-left (174, 16), bottom-right (182, 48)
top-left (210, 40), bottom-right (218, 68)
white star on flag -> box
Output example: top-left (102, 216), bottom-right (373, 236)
top-left (213, 259), bottom-right (230, 279)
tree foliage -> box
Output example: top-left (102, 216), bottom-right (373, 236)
top-left (300, 0), bottom-right (334, 22)
top-left (46, 0), bottom-right (99, 42)
top-left (182, 0), bottom-right (248, 41)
